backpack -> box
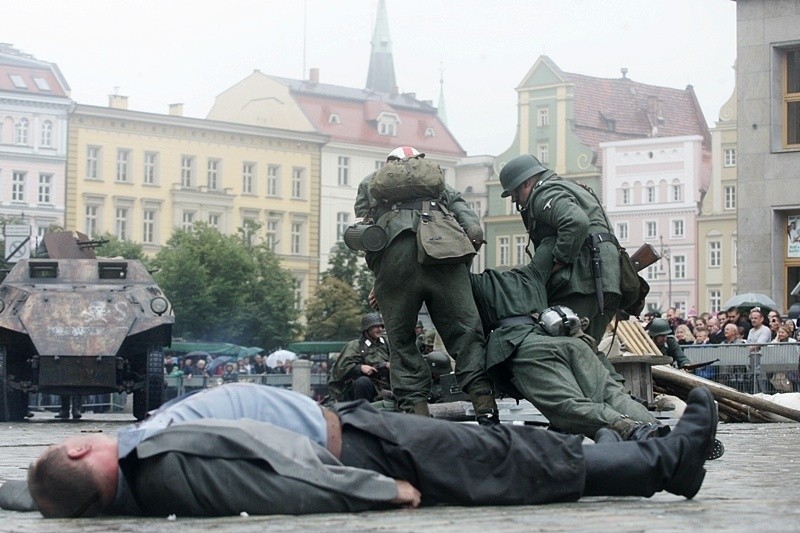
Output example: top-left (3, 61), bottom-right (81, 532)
top-left (369, 157), bottom-right (446, 202)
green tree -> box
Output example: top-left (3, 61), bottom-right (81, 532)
top-left (93, 232), bottom-right (145, 261)
top-left (152, 223), bottom-right (300, 350)
top-left (304, 276), bottom-right (363, 340)
top-left (325, 243), bottom-right (375, 313)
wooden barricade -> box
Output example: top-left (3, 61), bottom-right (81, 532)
top-left (606, 319), bottom-right (671, 404)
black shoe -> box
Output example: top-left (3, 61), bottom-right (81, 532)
top-left (662, 386), bottom-right (717, 499)
top-left (706, 438), bottom-right (725, 460)
top-left (627, 422), bottom-right (669, 441)
top-left (72, 412), bottom-right (82, 420)
top-left (54, 411), bottom-right (70, 419)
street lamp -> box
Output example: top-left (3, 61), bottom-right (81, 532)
top-left (660, 235), bottom-right (672, 311)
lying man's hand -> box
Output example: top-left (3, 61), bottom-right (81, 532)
top-left (392, 480), bottom-right (421, 508)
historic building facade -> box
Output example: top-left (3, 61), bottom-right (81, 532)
top-left (66, 97), bottom-right (327, 307)
top-left (735, 1), bottom-right (800, 313)
top-left (0, 44), bottom-right (72, 248)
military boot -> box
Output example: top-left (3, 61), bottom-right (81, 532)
top-left (470, 389), bottom-right (499, 426)
top-left (583, 386), bottom-right (717, 499)
top-left (410, 401), bottom-right (431, 417)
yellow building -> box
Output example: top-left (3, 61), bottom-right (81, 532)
top-left (66, 97), bottom-right (328, 307)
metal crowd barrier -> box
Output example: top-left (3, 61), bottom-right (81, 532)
top-left (164, 372), bottom-right (330, 401)
top-left (683, 343), bottom-right (800, 394)
top-left (29, 393), bottom-right (128, 413)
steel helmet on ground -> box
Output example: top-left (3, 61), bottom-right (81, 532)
top-left (423, 350), bottom-right (452, 379)
top-left (361, 312), bottom-right (384, 332)
top-left (648, 318), bottom-right (672, 337)
top-left (499, 154), bottom-right (548, 198)
top-left (387, 146), bottom-right (424, 160)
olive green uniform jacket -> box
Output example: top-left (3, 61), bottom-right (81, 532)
top-left (469, 255), bottom-right (655, 438)
top-left (522, 171), bottom-right (622, 343)
top-left (328, 335), bottom-right (390, 401)
top-left (355, 175), bottom-right (491, 411)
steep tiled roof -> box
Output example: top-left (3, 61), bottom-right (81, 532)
top-left (562, 70), bottom-right (710, 166)
top-left (0, 45), bottom-right (70, 97)
top-left (274, 76), bottom-right (465, 157)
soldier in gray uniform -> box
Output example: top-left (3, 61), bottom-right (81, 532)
top-left (355, 147), bottom-right (498, 424)
top-left (499, 154), bottom-right (624, 381)
top-left (328, 313), bottom-right (391, 402)
top-left (469, 254), bottom-right (664, 441)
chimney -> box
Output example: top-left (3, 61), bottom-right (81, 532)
top-left (309, 68), bottom-right (319, 85)
top-left (169, 103), bottom-right (184, 116)
top-left (108, 94), bottom-right (128, 110)
top-left (620, 67), bottom-right (628, 79)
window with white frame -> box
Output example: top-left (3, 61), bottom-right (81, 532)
top-left (328, 113), bottom-right (340, 124)
top-left (143, 152), bottom-right (158, 185)
top-left (208, 213), bottom-right (221, 229)
top-left (336, 212), bottom-right (350, 242)
top-left (781, 47), bottom-right (800, 148)
top-left (242, 162), bottom-right (255, 194)
top-left (12, 171), bottom-right (25, 202)
top-left (291, 167), bottom-right (304, 199)
top-left (670, 183), bottom-right (683, 202)
top-left (182, 211), bottom-right (195, 231)
top-left (115, 207), bottom-right (128, 240)
top-left (40, 120), bottom-right (53, 147)
top-left (116, 149), bottom-right (130, 182)
top-left (207, 159), bottom-right (220, 190)
top-left (38, 173), bottom-right (52, 204)
top-left (673, 255), bottom-right (686, 279)
top-left (377, 115), bottom-right (398, 136)
top-left (181, 156), bottom-right (194, 187)
top-left (709, 290), bottom-right (721, 314)
top-left (515, 236), bottom-right (527, 265)
top-left (15, 118), bottom-right (28, 145)
top-left (671, 219), bottom-right (685, 238)
top-left (621, 187), bottom-right (631, 205)
top-left (424, 127), bottom-right (435, 137)
top-left (9, 74), bottom-right (26, 89)
top-left (709, 241), bottom-right (721, 268)
top-left (33, 77), bottom-right (50, 91)
top-left (86, 146), bottom-right (100, 179)
top-left (498, 237), bottom-right (510, 266)
top-left (537, 144), bottom-right (549, 164)
top-left (723, 148), bottom-right (736, 167)
top-left (645, 183), bottom-right (656, 203)
top-left (374, 160), bottom-right (384, 170)
top-left (645, 264), bottom-right (659, 281)
top-left (142, 209), bottom-right (156, 244)
top-left (85, 205), bottom-right (99, 236)
top-left (266, 216), bottom-right (280, 252)
top-left (468, 200), bottom-right (482, 219)
top-left (267, 165), bottom-right (280, 196)
top-left (645, 221), bottom-right (657, 239)
top-left (291, 221), bottom-right (304, 255)
top-left (337, 156), bottom-right (350, 186)
top-left (616, 222), bottom-right (629, 241)
top-left (724, 185), bottom-right (736, 210)
top-left (537, 107), bottom-right (550, 127)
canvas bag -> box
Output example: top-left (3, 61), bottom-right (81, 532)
top-left (416, 201), bottom-right (476, 265)
top-left (618, 247), bottom-right (646, 312)
top-left (369, 157), bottom-right (446, 203)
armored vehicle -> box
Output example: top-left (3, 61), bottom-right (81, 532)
top-left (0, 232), bottom-right (173, 421)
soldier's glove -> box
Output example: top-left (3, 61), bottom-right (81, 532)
top-left (466, 225), bottom-right (486, 252)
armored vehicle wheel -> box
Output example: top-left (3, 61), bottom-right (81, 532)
top-left (0, 347), bottom-right (28, 422)
top-left (133, 348), bottom-right (165, 421)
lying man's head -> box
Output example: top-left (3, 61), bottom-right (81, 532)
top-left (28, 434), bottom-right (118, 518)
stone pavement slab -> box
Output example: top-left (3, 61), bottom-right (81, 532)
top-left (1, 412), bottom-right (799, 532)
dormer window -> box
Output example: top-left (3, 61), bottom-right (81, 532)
top-left (33, 77), bottom-right (51, 91)
top-left (328, 113), bottom-right (340, 124)
top-left (376, 112), bottom-right (399, 136)
top-left (424, 127), bottom-right (435, 137)
top-left (9, 74), bottom-right (27, 89)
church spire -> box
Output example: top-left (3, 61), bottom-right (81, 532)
top-left (365, 0), bottom-right (397, 94)
top-left (437, 64), bottom-right (448, 126)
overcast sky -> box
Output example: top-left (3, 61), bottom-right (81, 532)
top-left (2, 0), bottom-right (737, 156)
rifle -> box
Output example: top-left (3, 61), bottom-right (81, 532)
top-left (628, 243), bottom-right (661, 272)
top-left (683, 359), bottom-right (720, 371)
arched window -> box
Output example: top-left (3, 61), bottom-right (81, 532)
top-left (41, 120), bottom-right (53, 147)
top-left (15, 118), bottom-right (29, 145)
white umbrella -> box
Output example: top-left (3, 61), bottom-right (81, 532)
top-left (266, 349), bottom-right (296, 369)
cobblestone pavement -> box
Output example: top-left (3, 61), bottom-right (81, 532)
top-left (1, 411), bottom-right (799, 532)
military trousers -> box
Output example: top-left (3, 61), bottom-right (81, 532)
top-left (507, 334), bottom-right (656, 439)
top-left (372, 232), bottom-right (492, 411)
